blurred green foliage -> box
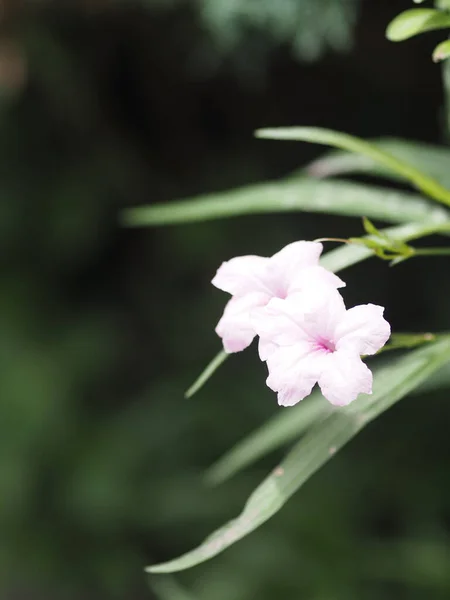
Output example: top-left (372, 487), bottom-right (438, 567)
top-left (194, 0), bottom-right (360, 62)
top-left (0, 1), bottom-right (449, 599)
top-left (141, 0), bottom-right (361, 76)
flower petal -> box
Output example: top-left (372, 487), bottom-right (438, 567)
top-left (288, 265), bottom-right (345, 295)
top-left (252, 298), bottom-right (310, 348)
top-left (253, 288), bottom-right (347, 351)
top-left (266, 241), bottom-right (323, 295)
top-left (258, 338), bottom-right (278, 361)
top-left (300, 288), bottom-right (347, 344)
top-left (212, 255), bottom-right (268, 296)
top-left (270, 241), bottom-right (323, 272)
top-left (266, 344), bottom-right (322, 407)
top-left (335, 304), bottom-right (391, 356)
top-left (215, 292), bottom-right (268, 353)
top-left (277, 386), bottom-right (314, 407)
top-left (318, 351), bottom-right (372, 406)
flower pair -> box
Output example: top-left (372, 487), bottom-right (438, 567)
top-left (212, 241), bottom-right (391, 407)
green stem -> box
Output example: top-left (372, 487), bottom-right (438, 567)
top-left (413, 246), bottom-right (450, 256)
top-left (313, 237), bottom-right (350, 244)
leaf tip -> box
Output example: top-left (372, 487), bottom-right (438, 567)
top-left (145, 563), bottom-right (172, 575)
top-left (432, 40), bottom-right (450, 63)
top-left (385, 8), bottom-right (445, 43)
top-left (184, 386), bottom-right (195, 399)
top-left (254, 128), bottom-right (270, 139)
top-left (203, 467), bottom-right (224, 487)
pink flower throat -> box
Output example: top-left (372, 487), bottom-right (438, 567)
top-left (314, 337), bottom-right (336, 353)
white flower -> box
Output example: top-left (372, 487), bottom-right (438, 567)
top-left (212, 241), bottom-right (345, 353)
top-left (252, 288), bottom-right (391, 407)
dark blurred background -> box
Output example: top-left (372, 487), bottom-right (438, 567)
top-left (1, 0), bottom-right (450, 599)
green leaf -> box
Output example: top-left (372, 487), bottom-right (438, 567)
top-left (417, 360), bottom-right (450, 394)
top-left (206, 332), bottom-right (446, 487)
top-left (122, 177), bottom-right (447, 228)
top-left (185, 350), bottom-right (228, 398)
top-left (205, 392), bottom-right (331, 485)
top-left (255, 127), bottom-right (450, 207)
top-left (306, 137), bottom-right (450, 191)
top-left (433, 39), bottom-right (450, 62)
top-left (388, 332), bottom-right (437, 349)
top-left (147, 338), bottom-right (450, 573)
top-left (386, 8), bottom-right (450, 42)
top-left (362, 216), bottom-right (382, 237)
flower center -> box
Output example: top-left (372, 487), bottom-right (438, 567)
top-left (269, 279), bottom-right (287, 299)
top-left (274, 289), bottom-right (287, 300)
top-left (314, 337), bottom-right (336, 353)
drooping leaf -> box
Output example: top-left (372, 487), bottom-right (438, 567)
top-left (147, 338), bottom-right (450, 573)
top-left (417, 359), bottom-right (450, 394)
top-left (255, 127), bottom-right (450, 206)
top-left (306, 137), bottom-right (450, 190)
top-left (383, 332), bottom-right (437, 351)
top-left (386, 8), bottom-right (450, 42)
top-left (122, 177), bottom-right (448, 228)
top-left (205, 391), bottom-right (331, 485)
top-left (206, 335), bottom-right (444, 486)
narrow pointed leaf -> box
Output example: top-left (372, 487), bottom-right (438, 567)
top-left (255, 127), bottom-right (450, 206)
top-left (386, 9), bottom-right (450, 42)
top-left (306, 137), bottom-right (450, 191)
top-left (205, 392), bottom-right (331, 485)
top-left (185, 350), bottom-right (228, 398)
top-left (362, 217), bottom-right (383, 237)
top-left (147, 338), bottom-right (450, 573)
top-left (123, 177), bottom-right (448, 228)
top-left (206, 332), bottom-right (450, 487)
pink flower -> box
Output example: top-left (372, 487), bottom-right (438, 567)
top-left (252, 288), bottom-right (391, 407)
top-left (212, 242), bottom-right (345, 353)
